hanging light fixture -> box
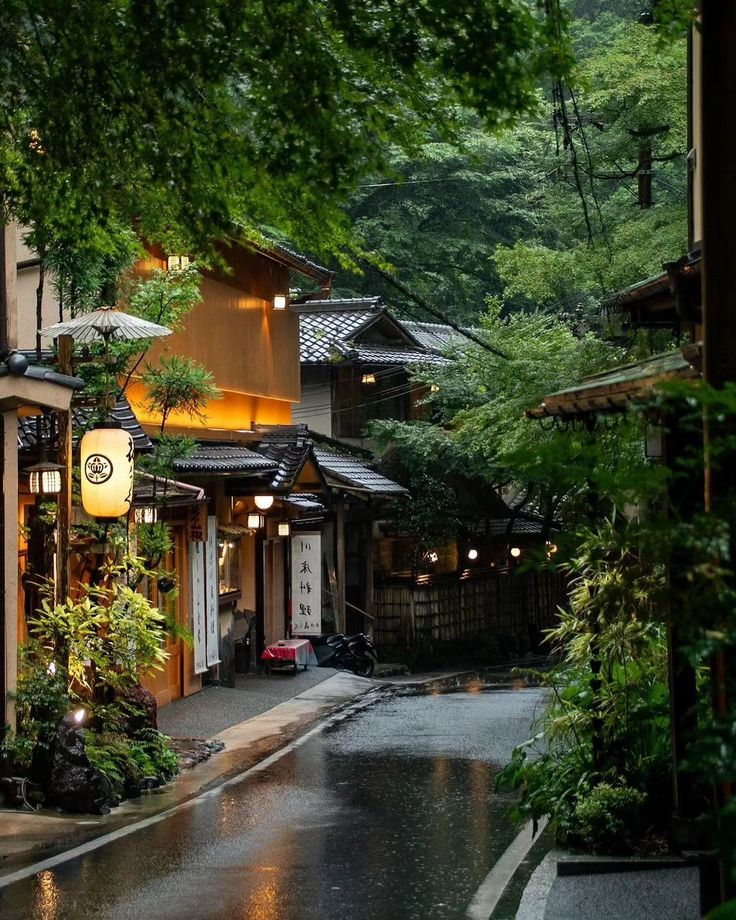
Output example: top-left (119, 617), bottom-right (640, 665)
top-left (273, 294), bottom-right (287, 310)
top-left (510, 546), bottom-right (521, 558)
top-left (254, 494), bottom-right (274, 511)
top-left (278, 521), bottom-right (290, 537)
top-left (80, 423), bottom-right (135, 521)
top-left (467, 548), bottom-right (479, 561)
top-left (134, 506), bottom-right (158, 525)
top-left (247, 512), bottom-right (264, 529)
top-left (25, 456), bottom-right (64, 495)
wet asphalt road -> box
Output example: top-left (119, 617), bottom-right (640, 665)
top-left (0, 683), bottom-right (546, 920)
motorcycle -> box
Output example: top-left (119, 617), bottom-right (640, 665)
top-left (317, 633), bottom-right (378, 677)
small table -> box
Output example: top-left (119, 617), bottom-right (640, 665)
top-left (261, 638), bottom-right (318, 673)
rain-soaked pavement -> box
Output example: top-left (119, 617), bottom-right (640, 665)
top-left (0, 680), bottom-right (546, 920)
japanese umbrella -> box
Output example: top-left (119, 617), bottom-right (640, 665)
top-left (41, 306), bottom-right (172, 344)
top-left (41, 306), bottom-right (172, 408)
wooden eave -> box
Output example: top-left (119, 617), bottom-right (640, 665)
top-left (527, 343), bottom-right (702, 420)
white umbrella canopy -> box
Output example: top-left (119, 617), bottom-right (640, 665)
top-left (41, 306), bottom-right (172, 343)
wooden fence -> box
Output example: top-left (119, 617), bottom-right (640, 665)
top-left (374, 569), bottom-right (568, 656)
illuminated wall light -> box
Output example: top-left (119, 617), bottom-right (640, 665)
top-left (425, 550), bottom-right (439, 563)
top-left (26, 460), bottom-right (64, 495)
top-left (273, 294), bottom-right (287, 310)
top-left (510, 547), bottom-right (521, 558)
top-left (73, 708), bottom-right (86, 725)
top-left (167, 254), bottom-right (190, 272)
top-left (80, 425), bottom-right (134, 520)
top-left (278, 521), bottom-right (290, 537)
top-left (254, 494), bottom-right (274, 510)
top-left (362, 373), bottom-right (377, 385)
top-left (134, 506), bottom-right (158, 525)
top-left (467, 548), bottom-right (479, 561)
top-left (247, 512), bottom-right (264, 529)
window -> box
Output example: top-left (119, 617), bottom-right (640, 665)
top-left (218, 534), bottom-right (240, 596)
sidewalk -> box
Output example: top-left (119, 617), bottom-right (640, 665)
top-left (514, 850), bottom-right (701, 920)
top-left (0, 670), bottom-right (379, 883)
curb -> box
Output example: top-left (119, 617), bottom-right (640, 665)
top-left (556, 854), bottom-right (695, 876)
top-left (0, 675), bottom-right (384, 883)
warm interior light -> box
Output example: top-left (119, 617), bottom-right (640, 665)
top-left (273, 294), bottom-right (287, 310)
top-left (80, 426), bottom-right (135, 520)
top-left (167, 254), bottom-right (190, 272)
top-left (278, 521), bottom-right (290, 537)
top-left (467, 548), bottom-right (479, 561)
top-left (254, 494), bottom-right (274, 510)
top-left (247, 512), bottom-right (263, 529)
top-left (134, 506), bottom-right (158, 525)
top-left (362, 373), bottom-right (377, 385)
top-left (425, 550), bottom-right (439, 563)
top-left (510, 547), bottom-right (521, 558)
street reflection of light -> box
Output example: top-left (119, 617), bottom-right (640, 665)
top-left (466, 677), bottom-right (484, 695)
top-left (469, 759), bottom-right (489, 849)
top-left (36, 870), bottom-right (60, 919)
top-left (239, 868), bottom-right (281, 920)
top-left (431, 756), bottom-right (450, 793)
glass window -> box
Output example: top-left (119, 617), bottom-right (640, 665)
top-left (218, 534), bottom-right (240, 596)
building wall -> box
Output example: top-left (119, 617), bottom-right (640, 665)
top-left (293, 369), bottom-right (333, 436)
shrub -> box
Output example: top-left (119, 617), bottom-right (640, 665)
top-left (84, 729), bottom-right (178, 799)
top-left (572, 782), bottom-right (647, 854)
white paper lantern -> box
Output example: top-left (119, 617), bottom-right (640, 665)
top-left (80, 426), bottom-right (135, 520)
top-left (254, 494), bottom-right (274, 510)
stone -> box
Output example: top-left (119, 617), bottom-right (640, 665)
top-left (46, 716), bottom-right (114, 815)
top-left (119, 683), bottom-right (158, 733)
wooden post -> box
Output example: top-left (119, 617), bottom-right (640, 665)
top-left (56, 335), bottom-right (73, 602)
top-left (700, 3), bottom-right (736, 907)
top-left (335, 495), bottom-right (346, 634)
top-left (364, 520), bottom-right (374, 635)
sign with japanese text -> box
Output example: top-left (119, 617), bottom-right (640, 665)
top-left (190, 540), bottom-right (207, 674)
top-left (291, 533), bottom-right (322, 635)
top-left (205, 516), bottom-right (221, 668)
top-left (187, 502), bottom-right (207, 543)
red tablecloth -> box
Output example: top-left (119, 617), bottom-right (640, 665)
top-left (261, 638), bottom-right (318, 668)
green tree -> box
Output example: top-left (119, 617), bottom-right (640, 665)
top-left (141, 356), bottom-right (221, 434)
top-left (0, 0), bottom-right (569, 266)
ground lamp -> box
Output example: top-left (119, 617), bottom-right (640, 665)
top-left (254, 494), bottom-right (274, 510)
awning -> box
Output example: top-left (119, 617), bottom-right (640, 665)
top-left (312, 446), bottom-right (407, 497)
top-left (527, 343), bottom-right (702, 420)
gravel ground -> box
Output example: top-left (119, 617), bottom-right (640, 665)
top-left (157, 667), bottom-right (339, 739)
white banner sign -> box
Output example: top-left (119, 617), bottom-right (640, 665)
top-left (205, 516), bottom-right (221, 667)
top-left (291, 533), bottom-right (322, 635)
top-left (190, 540), bottom-right (207, 674)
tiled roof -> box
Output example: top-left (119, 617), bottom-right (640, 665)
top-left (172, 445), bottom-right (276, 475)
top-left (349, 343), bottom-right (448, 366)
top-left (402, 321), bottom-right (478, 352)
top-left (251, 425), bottom-right (312, 490)
top-left (18, 396), bottom-right (152, 453)
top-left (312, 446), bottom-right (407, 496)
top-left (460, 515), bottom-right (547, 537)
top-left (294, 297), bottom-right (382, 312)
top-left (283, 492), bottom-right (327, 515)
top-left (298, 310), bottom-right (380, 363)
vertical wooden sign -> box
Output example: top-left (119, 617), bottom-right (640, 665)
top-left (205, 516), bottom-right (221, 667)
top-left (190, 540), bottom-right (207, 674)
top-left (291, 533), bottom-right (322, 635)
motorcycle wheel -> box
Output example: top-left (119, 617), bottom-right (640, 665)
top-left (353, 658), bottom-right (375, 678)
